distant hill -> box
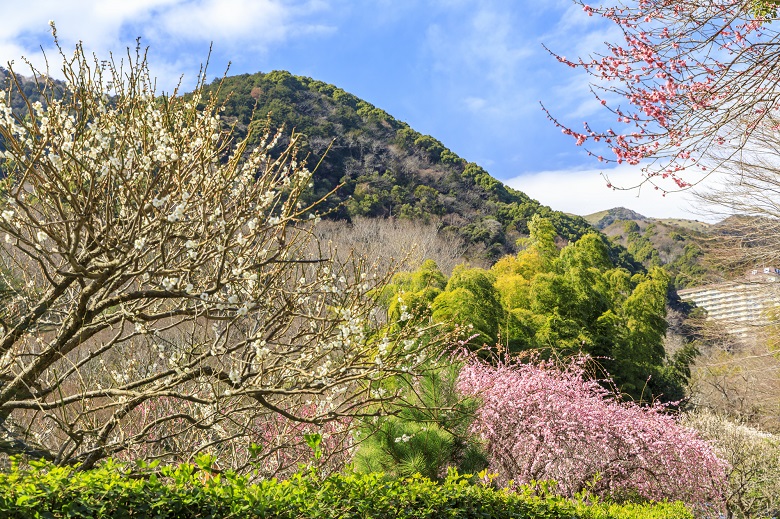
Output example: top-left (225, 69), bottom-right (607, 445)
top-left (584, 207), bottom-right (649, 230)
top-left (583, 208), bottom-right (717, 288)
top-left (584, 208), bottom-right (712, 233)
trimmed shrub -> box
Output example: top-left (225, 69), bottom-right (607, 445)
top-left (0, 459), bottom-right (695, 519)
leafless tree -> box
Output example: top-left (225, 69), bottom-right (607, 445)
top-left (314, 216), bottom-right (470, 276)
top-left (694, 107), bottom-right (780, 270)
top-left (687, 317), bottom-right (780, 432)
top-left (0, 36), bottom-right (456, 472)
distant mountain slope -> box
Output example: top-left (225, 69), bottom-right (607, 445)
top-left (584, 208), bottom-right (716, 288)
top-left (655, 218), bottom-right (711, 233)
top-left (203, 71), bottom-right (637, 266)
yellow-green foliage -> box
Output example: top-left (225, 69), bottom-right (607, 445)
top-left (0, 459), bottom-right (695, 519)
top-left (753, 0), bottom-right (780, 18)
top-left (432, 265), bottom-right (504, 346)
top-left (384, 216), bottom-right (684, 402)
top-left (384, 259), bottom-right (447, 323)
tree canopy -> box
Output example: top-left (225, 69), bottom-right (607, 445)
top-left (384, 216), bottom-right (685, 401)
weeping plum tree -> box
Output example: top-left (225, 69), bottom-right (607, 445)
top-left (0, 36), bottom-right (454, 473)
top-left (458, 354), bottom-right (727, 512)
top-left (545, 0), bottom-right (780, 192)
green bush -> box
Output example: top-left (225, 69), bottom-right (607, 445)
top-left (0, 459), bottom-right (695, 519)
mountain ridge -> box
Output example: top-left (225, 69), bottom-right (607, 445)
top-left (203, 70), bottom-right (641, 268)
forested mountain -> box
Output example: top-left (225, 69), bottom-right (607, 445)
top-left (584, 208), bottom-right (717, 289)
top-left (0, 65), bottom-right (639, 267)
top-left (0, 64), bottom-right (735, 286)
top-left (202, 71), bottom-right (639, 265)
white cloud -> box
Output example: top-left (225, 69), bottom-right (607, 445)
top-left (0, 0), bottom-right (334, 90)
top-left (505, 165), bottom-right (714, 221)
top-left (0, 1), bottom-right (176, 51)
top-left (149, 0), bottom-right (332, 44)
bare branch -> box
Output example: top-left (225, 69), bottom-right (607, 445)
top-left (0, 38), bottom-right (458, 474)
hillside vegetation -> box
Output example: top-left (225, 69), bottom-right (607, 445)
top-left (203, 71), bottom-right (639, 266)
top-left (584, 208), bottom-right (717, 289)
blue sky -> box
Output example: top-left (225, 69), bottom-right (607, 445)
top-left (1, 0), bottom-right (707, 219)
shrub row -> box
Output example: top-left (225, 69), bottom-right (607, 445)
top-left (0, 459), bottom-right (695, 519)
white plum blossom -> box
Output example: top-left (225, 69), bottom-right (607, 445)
top-left (161, 277), bottom-right (179, 291)
top-left (151, 195), bottom-right (168, 209)
top-left (377, 337), bottom-right (390, 357)
top-left (167, 203), bottom-right (186, 222)
top-left (229, 367), bottom-right (241, 385)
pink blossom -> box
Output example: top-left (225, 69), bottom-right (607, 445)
top-left (457, 354), bottom-right (726, 512)
top-left (542, 0), bottom-right (776, 188)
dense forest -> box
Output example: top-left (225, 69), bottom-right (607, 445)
top-left (200, 70), bottom-right (643, 266)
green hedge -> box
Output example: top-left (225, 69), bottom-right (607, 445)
top-left (0, 459), bottom-right (694, 519)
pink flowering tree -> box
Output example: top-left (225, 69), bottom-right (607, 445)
top-left (545, 0), bottom-right (780, 192)
top-left (457, 354), bottom-right (727, 511)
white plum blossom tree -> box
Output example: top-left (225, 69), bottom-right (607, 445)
top-left (0, 37), bottom-right (453, 473)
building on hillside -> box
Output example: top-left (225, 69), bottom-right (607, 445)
top-left (677, 267), bottom-right (780, 339)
